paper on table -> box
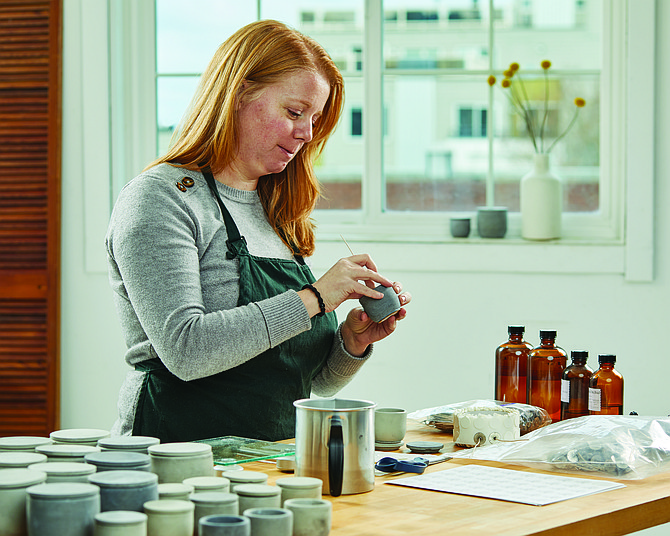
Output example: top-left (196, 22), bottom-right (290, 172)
top-left (386, 464), bottom-right (625, 506)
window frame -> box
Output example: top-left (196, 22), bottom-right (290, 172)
top-left (95, 0), bottom-right (654, 281)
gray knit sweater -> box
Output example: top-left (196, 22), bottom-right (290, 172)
top-left (106, 163), bottom-right (371, 435)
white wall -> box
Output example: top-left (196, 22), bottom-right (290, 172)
top-left (61, 0), bottom-right (668, 465)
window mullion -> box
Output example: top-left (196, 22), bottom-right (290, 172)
top-left (364, 0), bottom-right (384, 219)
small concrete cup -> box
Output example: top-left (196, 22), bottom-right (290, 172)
top-left (450, 217), bottom-right (471, 238)
top-left (374, 407), bottom-right (407, 443)
top-left (477, 206), bottom-right (508, 238)
top-left (284, 498), bottom-right (332, 536)
top-left (242, 508), bottom-right (293, 536)
top-left (359, 285), bottom-right (401, 323)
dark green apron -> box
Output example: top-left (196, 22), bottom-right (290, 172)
top-left (132, 170), bottom-right (337, 442)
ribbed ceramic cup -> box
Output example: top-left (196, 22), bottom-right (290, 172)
top-left (450, 217), bottom-right (471, 238)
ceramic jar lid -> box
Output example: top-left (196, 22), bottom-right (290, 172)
top-left (275, 476), bottom-right (322, 489)
top-left (0, 436), bottom-right (52, 451)
top-left (144, 499), bottom-right (194, 514)
top-left (148, 442), bottom-right (212, 458)
top-left (98, 436), bottom-right (160, 450)
top-left (189, 491), bottom-right (238, 506)
top-left (234, 484), bottom-right (281, 497)
top-left (182, 476), bottom-right (229, 491)
top-left (0, 468), bottom-right (47, 489)
top-left (50, 429), bottom-right (110, 444)
top-left (95, 510), bottom-right (148, 526)
top-left (0, 451), bottom-right (47, 468)
top-left (219, 470), bottom-right (267, 484)
top-left (157, 482), bottom-right (194, 498)
top-left (36, 444), bottom-right (101, 458)
top-left (84, 451), bottom-right (150, 469)
top-left (27, 482), bottom-right (100, 499)
top-left (88, 469), bottom-right (158, 488)
top-left (28, 462), bottom-right (96, 478)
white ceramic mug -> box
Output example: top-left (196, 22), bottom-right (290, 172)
top-left (284, 498), bottom-right (332, 536)
top-left (374, 407), bottom-right (407, 443)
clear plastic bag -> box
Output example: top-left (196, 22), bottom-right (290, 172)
top-left (408, 399), bottom-right (551, 435)
top-left (450, 415), bottom-right (670, 479)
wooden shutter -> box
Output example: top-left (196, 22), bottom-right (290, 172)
top-left (0, 1), bottom-right (62, 436)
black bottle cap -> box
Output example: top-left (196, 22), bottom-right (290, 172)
top-left (598, 354), bottom-right (616, 364)
top-left (571, 350), bottom-right (588, 360)
top-left (508, 325), bottom-right (525, 335)
top-left (539, 330), bottom-right (557, 339)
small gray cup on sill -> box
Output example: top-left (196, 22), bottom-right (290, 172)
top-left (477, 206), bottom-right (508, 238)
top-left (450, 217), bottom-right (471, 238)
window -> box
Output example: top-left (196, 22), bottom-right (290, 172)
top-left (105, 0), bottom-right (654, 280)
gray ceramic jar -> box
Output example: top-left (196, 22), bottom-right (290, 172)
top-left (198, 514), bottom-right (250, 536)
top-left (148, 442), bottom-right (214, 484)
top-left (84, 451), bottom-right (151, 472)
top-left (88, 469), bottom-right (159, 512)
top-left (26, 482), bottom-right (101, 536)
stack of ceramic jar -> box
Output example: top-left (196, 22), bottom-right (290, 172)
top-left (0, 428), bottom-right (333, 536)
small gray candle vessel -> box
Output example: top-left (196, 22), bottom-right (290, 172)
top-left (359, 285), bottom-right (401, 323)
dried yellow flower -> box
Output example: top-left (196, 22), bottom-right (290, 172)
top-left (503, 69), bottom-right (515, 78)
top-left (509, 62), bottom-right (519, 72)
top-left (487, 75), bottom-right (497, 86)
top-left (574, 97), bottom-right (586, 107)
top-left (501, 79), bottom-right (511, 88)
top-left (541, 60), bottom-right (551, 70)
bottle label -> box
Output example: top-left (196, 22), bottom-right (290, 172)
top-left (588, 387), bottom-right (601, 412)
top-left (560, 379), bottom-right (570, 403)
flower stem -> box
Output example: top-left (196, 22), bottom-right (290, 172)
top-left (546, 107), bottom-right (581, 154)
top-left (540, 70), bottom-right (549, 153)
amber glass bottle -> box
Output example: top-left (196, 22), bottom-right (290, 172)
top-left (528, 330), bottom-right (567, 422)
top-left (589, 354), bottom-right (624, 415)
top-left (495, 326), bottom-right (533, 403)
top-left (560, 350), bottom-right (593, 420)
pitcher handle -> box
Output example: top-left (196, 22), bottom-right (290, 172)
top-left (328, 415), bottom-right (344, 496)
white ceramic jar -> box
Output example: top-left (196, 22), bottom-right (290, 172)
top-left (144, 499), bottom-right (194, 536)
top-left (88, 469), bottom-right (159, 512)
top-left (26, 482), bottom-right (101, 536)
top-left (84, 451), bottom-right (151, 472)
top-left (190, 491), bottom-right (239, 527)
top-left (94, 510), bottom-right (148, 536)
top-left (219, 470), bottom-right (268, 492)
top-left (97, 435), bottom-right (160, 454)
top-left (35, 443), bottom-right (101, 462)
top-left (50, 429), bottom-right (110, 447)
top-left (28, 461), bottom-right (97, 483)
top-left (0, 436), bottom-right (52, 453)
top-left (183, 475), bottom-right (230, 494)
top-left (0, 451), bottom-right (47, 468)
top-left (157, 482), bottom-right (194, 501)
top-left (275, 476), bottom-right (323, 505)
top-left (0, 467), bottom-right (47, 536)
top-left (148, 442), bottom-right (214, 483)
top-left (234, 484), bottom-right (281, 513)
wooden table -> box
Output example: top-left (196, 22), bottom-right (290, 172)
top-left (242, 420), bottom-right (670, 536)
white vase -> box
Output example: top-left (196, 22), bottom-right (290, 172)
top-left (520, 153), bottom-right (562, 240)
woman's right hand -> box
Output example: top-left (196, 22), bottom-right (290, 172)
top-left (300, 254), bottom-right (393, 316)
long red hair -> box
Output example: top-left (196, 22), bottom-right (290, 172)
top-left (150, 20), bottom-right (344, 257)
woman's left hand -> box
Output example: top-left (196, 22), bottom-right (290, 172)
top-left (340, 282), bottom-right (411, 357)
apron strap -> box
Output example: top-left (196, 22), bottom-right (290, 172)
top-left (201, 167), bottom-right (305, 265)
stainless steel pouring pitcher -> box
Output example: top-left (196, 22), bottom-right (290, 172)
top-left (293, 398), bottom-right (376, 497)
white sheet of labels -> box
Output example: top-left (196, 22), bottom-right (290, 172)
top-left (387, 464), bottom-right (625, 506)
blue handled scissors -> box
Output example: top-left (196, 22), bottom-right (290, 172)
top-left (375, 456), bottom-right (429, 474)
